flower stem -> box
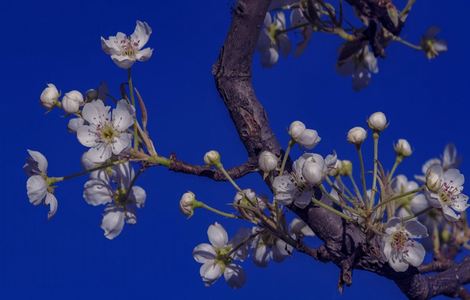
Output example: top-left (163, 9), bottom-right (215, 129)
top-left (356, 145), bottom-right (368, 203)
top-left (387, 156), bottom-right (403, 181)
top-left (348, 173), bottom-right (364, 204)
top-left (320, 184), bottom-right (358, 215)
top-left (393, 36), bottom-right (422, 51)
top-left (198, 201), bottom-right (237, 219)
top-left (279, 139), bottom-right (295, 176)
top-left (401, 207), bottom-right (433, 222)
top-left (373, 186), bottom-right (425, 212)
top-left (60, 159), bottom-right (127, 181)
top-left (369, 132), bottom-right (379, 209)
top-left (127, 68), bottom-right (140, 151)
top-left (216, 163), bottom-right (242, 192)
top-left (311, 198), bottom-right (353, 222)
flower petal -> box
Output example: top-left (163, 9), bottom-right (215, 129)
top-left (44, 192), bottom-right (58, 220)
top-left (26, 175), bottom-right (47, 205)
top-left (193, 243), bottom-right (216, 263)
top-left (76, 125), bottom-right (99, 148)
top-left (404, 220), bottom-right (428, 238)
top-left (112, 100), bottom-right (134, 131)
top-left (200, 261), bottom-right (222, 287)
top-left (130, 186), bottom-right (146, 208)
top-left (87, 144), bottom-right (112, 163)
top-left (111, 55), bottom-right (135, 69)
top-left (81, 100), bottom-right (109, 126)
top-left (389, 256), bottom-right (409, 272)
top-left (131, 21), bottom-right (152, 50)
top-left (253, 243), bottom-right (270, 267)
top-left (208, 222), bottom-right (228, 248)
top-left (26, 150), bottom-right (48, 174)
top-left (111, 133), bottom-right (132, 155)
top-left (224, 264), bottom-right (246, 289)
top-left (404, 241), bottom-right (425, 267)
top-left (101, 207), bottom-right (125, 240)
top-left (83, 179), bottom-right (113, 206)
top-left (136, 48), bottom-right (153, 62)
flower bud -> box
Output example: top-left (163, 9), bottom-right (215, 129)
top-left (86, 89), bottom-right (99, 101)
top-left (296, 129), bottom-right (321, 149)
top-left (347, 127), bottom-right (367, 145)
top-left (179, 191), bottom-right (197, 217)
top-left (67, 118), bottom-right (85, 133)
top-left (62, 90), bottom-right (84, 114)
top-left (288, 121), bottom-right (306, 140)
top-left (204, 150), bottom-right (221, 166)
top-left (258, 151), bottom-right (278, 173)
top-left (326, 154), bottom-right (342, 177)
top-left (368, 112), bottom-right (387, 131)
top-left (40, 83), bottom-right (60, 109)
top-left (426, 171), bottom-right (441, 192)
top-left (339, 160), bottom-right (352, 176)
top-left (394, 139), bottom-right (412, 157)
top-left (302, 158), bottom-right (325, 186)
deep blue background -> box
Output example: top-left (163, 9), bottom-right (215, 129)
top-left (1, 1), bottom-right (468, 299)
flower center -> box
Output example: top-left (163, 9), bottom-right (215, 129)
top-left (391, 230), bottom-right (409, 252)
top-left (99, 123), bottom-right (119, 144)
top-left (119, 38), bottom-right (139, 58)
top-left (439, 181), bottom-right (461, 204)
top-left (114, 188), bottom-right (128, 207)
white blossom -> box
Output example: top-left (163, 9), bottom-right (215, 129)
top-left (382, 218), bottom-right (427, 272)
top-left (204, 150), bottom-right (221, 166)
top-left (23, 150), bottom-right (58, 219)
top-left (67, 117), bottom-right (85, 133)
top-left (302, 154), bottom-right (326, 186)
top-left (347, 126), bottom-right (367, 145)
top-left (257, 12), bottom-right (291, 67)
top-left (393, 175), bottom-right (429, 218)
top-left (288, 121), bottom-right (321, 149)
top-left (421, 27), bottom-right (447, 59)
top-left (77, 99), bottom-right (134, 163)
top-left (62, 90), bottom-right (84, 114)
top-left (179, 191), bottom-right (197, 217)
top-left (40, 83), bottom-right (60, 109)
top-left (251, 227), bottom-right (292, 267)
top-left (425, 165), bottom-right (469, 221)
top-left (258, 151), bottom-right (278, 173)
top-left (83, 162), bottom-right (146, 239)
top-left (337, 44), bottom-right (378, 91)
top-left (193, 223), bottom-right (246, 288)
top-left (415, 144), bottom-right (461, 183)
top-left (395, 139), bottom-right (412, 157)
top-left (273, 153), bottom-right (323, 208)
top-left (368, 111), bottom-right (387, 132)
top-left (101, 20), bottom-right (153, 69)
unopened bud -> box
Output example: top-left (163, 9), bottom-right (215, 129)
top-left (62, 90), bottom-right (84, 114)
top-left (368, 111), bottom-right (387, 132)
top-left (347, 127), bottom-right (367, 145)
top-left (258, 151), bottom-right (278, 173)
top-left (204, 150), bottom-right (221, 166)
top-left (288, 121), bottom-right (306, 140)
top-left (179, 191), bottom-right (197, 217)
top-left (40, 83), bottom-right (60, 109)
top-left (339, 160), bottom-right (353, 176)
top-left (394, 139), bottom-right (412, 157)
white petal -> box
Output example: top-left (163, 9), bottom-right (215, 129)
top-left (297, 129), bottom-right (321, 149)
top-left (100, 36), bottom-right (121, 56)
top-left (101, 208), bottom-right (126, 240)
top-left (404, 241), bottom-right (425, 267)
top-left (112, 100), bottom-right (134, 131)
top-left (87, 144), bottom-right (112, 163)
top-left (136, 48), bottom-right (153, 62)
top-left (260, 47), bottom-right (279, 68)
top-left (130, 186), bottom-right (146, 208)
top-left (290, 218), bottom-right (315, 237)
top-left (389, 256), bottom-right (409, 272)
top-left (131, 20), bottom-right (152, 50)
top-left (272, 239), bottom-right (291, 262)
top-left (277, 34), bottom-right (291, 57)
top-left (404, 220), bottom-right (428, 238)
top-left (83, 179), bottom-right (113, 206)
top-left (200, 261), bottom-right (222, 286)
top-left (383, 240), bottom-right (392, 261)
top-left (76, 125), bottom-right (99, 148)
top-left (67, 118), bottom-right (85, 133)
top-left (253, 243), bottom-right (270, 267)
top-left (410, 194), bottom-right (429, 214)
top-left (443, 169), bottom-right (464, 187)
top-left (44, 192), bottom-right (58, 220)
top-left (193, 243), bottom-right (216, 263)
top-left (111, 133), bottom-right (132, 155)
top-left (26, 175), bottom-right (47, 205)
top-left (113, 162), bottom-right (134, 188)
top-left (26, 150), bottom-right (48, 174)
top-left (295, 189), bottom-right (314, 209)
top-left (224, 264), bottom-right (246, 289)
top-left (111, 55), bottom-right (135, 69)
top-left (81, 100), bottom-right (109, 126)
top-left (385, 217), bottom-right (401, 235)
top-left (442, 205), bottom-right (460, 222)
top-left (208, 222), bottom-right (228, 248)
top-left (451, 194), bottom-right (469, 212)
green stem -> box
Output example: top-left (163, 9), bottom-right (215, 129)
top-left (127, 68), bottom-right (139, 151)
top-left (393, 36), bottom-right (422, 51)
top-left (401, 207), bottom-right (433, 222)
top-left (369, 133), bottom-right (379, 209)
top-left (348, 173), bottom-right (364, 204)
top-left (311, 198), bottom-right (353, 222)
top-left (216, 163), bottom-right (242, 192)
top-left (387, 156), bottom-right (403, 181)
top-left (60, 159), bottom-right (127, 181)
top-left (199, 202), bottom-right (237, 219)
top-left (320, 184), bottom-right (358, 215)
top-left (356, 146), bottom-right (368, 203)
top-left (279, 139), bottom-right (295, 176)
top-left (373, 186), bottom-right (425, 212)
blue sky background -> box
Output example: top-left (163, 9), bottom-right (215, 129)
top-left (1, 0), bottom-right (469, 299)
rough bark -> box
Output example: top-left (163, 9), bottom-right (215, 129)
top-left (208, 0), bottom-right (469, 298)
